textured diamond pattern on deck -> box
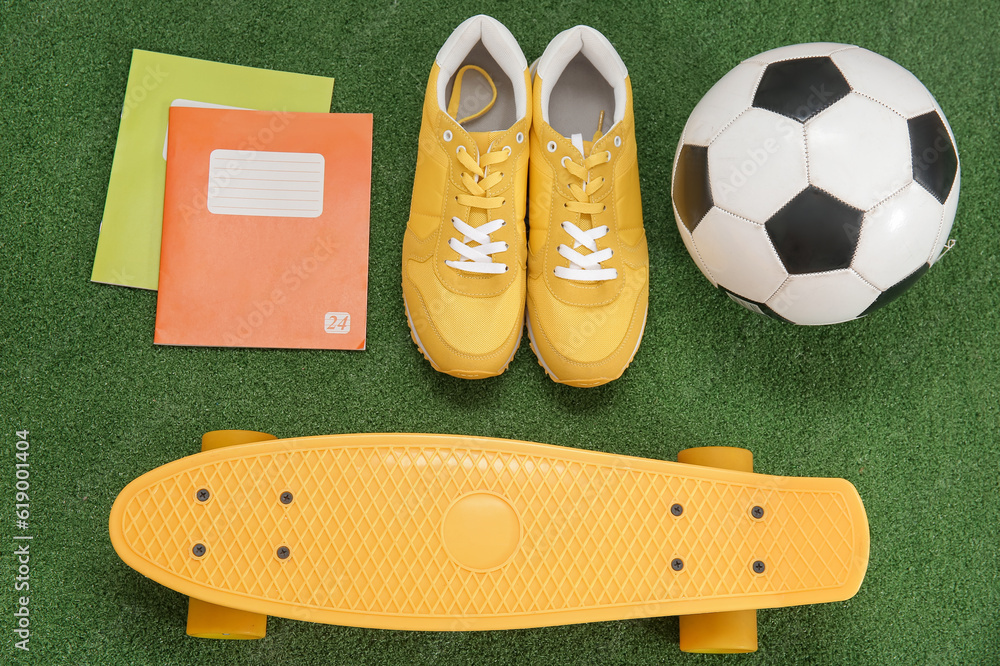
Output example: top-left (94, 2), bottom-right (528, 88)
top-left (120, 443), bottom-right (859, 618)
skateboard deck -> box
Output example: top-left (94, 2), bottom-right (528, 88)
top-left (110, 434), bottom-right (868, 634)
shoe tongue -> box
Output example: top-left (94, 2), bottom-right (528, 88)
top-left (470, 130), bottom-right (502, 157)
top-left (569, 108), bottom-right (608, 157)
top-left (569, 133), bottom-right (596, 158)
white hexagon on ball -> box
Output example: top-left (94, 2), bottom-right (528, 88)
top-left (830, 47), bottom-right (937, 118)
top-left (746, 42), bottom-right (853, 64)
top-left (767, 269), bottom-right (880, 325)
top-left (708, 108), bottom-right (808, 224)
top-left (852, 183), bottom-right (943, 290)
top-left (681, 61), bottom-right (766, 145)
top-left (806, 93), bottom-right (912, 211)
top-left (691, 208), bottom-right (788, 302)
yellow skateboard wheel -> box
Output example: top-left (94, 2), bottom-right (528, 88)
top-left (201, 430), bottom-right (277, 451)
top-left (186, 597), bottom-right (266, 640)
top-left (677, 446), bottom-right (753, 472)
top-left (679, 610), bottom-right (757, 653)
top-left (677, 446), bottom-right (757, 653)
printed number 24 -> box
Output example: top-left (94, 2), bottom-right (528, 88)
top-left (324, 312), bottom-right (351, 334)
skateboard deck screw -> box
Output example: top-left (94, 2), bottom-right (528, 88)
top-left (277, 546), bottom-right (290, 560)
top-left (752, 560), bottom-right (766, 574)
top-left (280, 492), bottom-right (294, 505)
top-left (671, 558), bottom-right (684, 571)
top-left (192, 543), bottom-right (206, 557)
top-left (670, 503), bottom-right (683, 516)
top-left (196, 489), bottom-right (210, 502)
top-left (751, 505), bottom-right (764, 519)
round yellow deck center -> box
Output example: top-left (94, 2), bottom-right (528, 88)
top-left (441, 491), bottom-right (520, 572)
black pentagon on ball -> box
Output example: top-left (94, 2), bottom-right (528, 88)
top-left (860, 263), bottom-right (930, 316)
top-left (672, 144), bottom-right (713, 232)
top-left (752, 57), bottom-right (851, 122)
top-left (909, 112), bottom-right (958, 204)
top-left (765, 187), bottom-right (864, 274)
top-left (721, 288), bottom-right (792, 323)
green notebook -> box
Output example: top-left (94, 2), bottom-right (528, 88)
top-left (91, 50), bottom-right (334, 290)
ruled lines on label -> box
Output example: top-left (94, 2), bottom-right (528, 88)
top-left (207, 149), bottom-right (325, 218)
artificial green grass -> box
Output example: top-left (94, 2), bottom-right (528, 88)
top-left (2, 0), bottom-right (998, 664)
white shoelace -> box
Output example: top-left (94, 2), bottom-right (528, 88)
top-left (445, 217), bottom-right (509, 274)
top-left (555, 221), bottom-right (618, 281)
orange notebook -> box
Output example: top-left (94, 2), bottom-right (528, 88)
top-left (155, 108), bottom-right (372, 350)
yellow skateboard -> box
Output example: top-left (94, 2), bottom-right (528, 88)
top-left (109, 431), bottom-right (869, 653)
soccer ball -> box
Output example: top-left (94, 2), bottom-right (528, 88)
top-left (671, 43), bottom-right (959, 325)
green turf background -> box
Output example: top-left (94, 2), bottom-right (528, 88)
top-left (2, 0), bottom-right (998, 663)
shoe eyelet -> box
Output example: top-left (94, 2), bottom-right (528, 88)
top-left (547, 140), bottom-right (557, 153)
top-left (456, 145), bottom-right (466, 155)
top-left (560, 156), bottom-right (570, 167)
top-left (602, 205), bottom-right (607, 212)
top-left (516, 132), bottom-right (524, 144)
top-left (605, 151), bottom-right (612, 160)
top-left (614, 136), bottom-right (622, 147)
top-left (443, 130), bottom-right (453, 142)
top-left (503, 145), bottom-right (512, 155)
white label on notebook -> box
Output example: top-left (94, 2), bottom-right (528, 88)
top-left (207, 149), bottom-right (325, 218)
top-left (324, 312), bottom-right (351, 334)
top-left (164, 99), bottom-right (248, 160)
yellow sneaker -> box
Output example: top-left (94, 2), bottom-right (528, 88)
top-left (402, 15), bottom-right (531, 379)
top-left (526, 26), bottom-right (649, 387)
